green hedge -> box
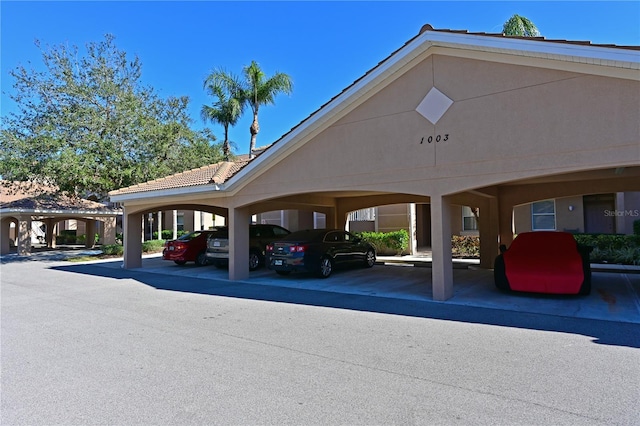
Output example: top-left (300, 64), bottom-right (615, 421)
top-left (101, 244), bottom-right (124, 256)
top-left (357, 230), bottom-right (409, 255)
top-left (573, 233), bottom-right (640, 265)
top-left (100, 240), bottom-right (165, 256)
top-left (142, 240), bottom-right (166, 253)
top-left (153, 230), bottom-right (189, 240)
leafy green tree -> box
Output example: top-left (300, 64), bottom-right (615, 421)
top-left (201, 72), bottom-right (244, 160)
top-left (203, 61), bottom-right (293, 158)
top-left (503, 14), bottom-right (541, 37)
top-left (0, 34), bottom-right (223, 199)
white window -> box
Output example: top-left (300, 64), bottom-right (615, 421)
top-left (177, 213), bottom-right (185, 231)
top-left (532, 200), bottom-right (556, 230)
top-left (462, 206), bottom-right (478, 231)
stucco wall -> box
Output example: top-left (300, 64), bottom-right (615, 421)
top-left (233, 54), bottom-right (639, 206)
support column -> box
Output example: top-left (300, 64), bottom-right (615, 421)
top-left (431, 195), bottom-right (453, 301)
top-left (17, 216), bottom-right (32, 256)
top-left (172, 210), bottom-right (178, 240)
top-left (324, 208), bottom-right (337, 229)
top-left (103, 217), bottom-right (117, 245)
top-left (229, 207), bottom-right (250, 281)
top-left (498, 198), bottom-right (514, 248)
top-left (123, 211), bottom-right (143, 269)
top-left (85, 220), bottom-right (97, 248)
top-left (479, 197), bottom-right (500, 269)
top-left (44, 219), bottom-right (56, 248)
top-left (0, 218), bottom-right (11, 255)
top-left (157, 211), bottom-right (163, 240)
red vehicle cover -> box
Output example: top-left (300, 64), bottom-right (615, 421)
top-left (503, 231), bottom-right (584, 294)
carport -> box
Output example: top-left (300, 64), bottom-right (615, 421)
top-left (1, 182), bottom-right (121, 255)
top-left (110, 25), bottom-right (640, 301)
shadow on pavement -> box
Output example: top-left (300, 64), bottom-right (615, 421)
top-left (52, 260), bottom-right (640, 349)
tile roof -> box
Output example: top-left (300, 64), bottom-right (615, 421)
top-left (108, 160), bottom-right (249, 196)
top-left (1, 181), bottom-right (121, 214)
top-left (417, 24), bottom-right (640, 50)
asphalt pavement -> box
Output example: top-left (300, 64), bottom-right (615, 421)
top-left (1, 255), bottom-right (639, 425)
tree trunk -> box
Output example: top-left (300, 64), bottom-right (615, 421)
top-left (249, 112), bottom-right (259, 159)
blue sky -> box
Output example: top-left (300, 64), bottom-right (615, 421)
top-left (2, 1), bottom-right (639, 156)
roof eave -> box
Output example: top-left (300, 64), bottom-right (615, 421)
top-left (109, 183), bottom-right (224, 203)
top-left (0, 208), bottom-right (122, 216)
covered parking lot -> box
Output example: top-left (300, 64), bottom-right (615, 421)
top-left (110, 25), bottom-right (640, 303)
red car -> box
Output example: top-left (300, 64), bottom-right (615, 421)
top-left (163, 230), bottom-right (218, 266)
top-left (494, 231), bottom-right (592, 295)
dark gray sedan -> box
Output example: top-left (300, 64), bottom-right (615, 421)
top-left (266, 229), bottom-right (376, 278)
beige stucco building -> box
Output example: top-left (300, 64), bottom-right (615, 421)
top-left (110, 25), bottom-right (640, 301)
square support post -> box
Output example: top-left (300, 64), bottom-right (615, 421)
top-left (85, 219), bottom-right (96, 248)
top-left (123, 211), bottom-right (143, 269)
top-left (0, 218), bottom-right (12, 255)
top-left (17, 217), bottom-right (32, 256)
top-left (479, 197), bottom-right (500, 269)
top-left (229, 207), bottom-right (250, 281)
top-left (431, 195), bottom-right (453, 301)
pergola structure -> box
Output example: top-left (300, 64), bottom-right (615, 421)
top-left (110, 25), bottom-right (640, 301)
top-left (0, 182), bottom-right (121, 255)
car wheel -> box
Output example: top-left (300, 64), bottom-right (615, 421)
top-left (493, 255), bottom-right (510, 291)
top-left (317, 256), bottom-right (333, 278)
top-left (174, 260), bottom-right (187, 266)
top-left (249, 251), bottom-right (261, 271)
top-left (276, 270), bottom-right (291, 276)
top-left (195, 252), bottom-right (209, 267)
top-left (364, 249), bottom-right (376, 268)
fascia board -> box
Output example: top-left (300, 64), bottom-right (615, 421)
top-left (421, 31), bottom-right (640, 67)
top-left (109, 183), bottom-right (224, 203)
top-left (0, 208), bottom-right (122, 217)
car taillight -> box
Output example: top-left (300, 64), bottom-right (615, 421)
top-left (290, 245), bottom-right (307, 253)
top-left (266, 244), bottom-right (274, 252)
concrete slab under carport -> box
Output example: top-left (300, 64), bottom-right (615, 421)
top-left (91, 254), bottom-right (640, 325)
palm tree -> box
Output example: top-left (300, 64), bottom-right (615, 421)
top-left (241, 61), bottom-right (293, 158)
top-left (201, 72), bottom-right (243, 161)
top-left (502, 14), bottom-right (541, 37)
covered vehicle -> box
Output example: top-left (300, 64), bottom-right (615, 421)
top-left (494, 231), bottom-right (592, 295)
top-left (162, 230), bottom-right (219, 266)
top-left (266, 229), bottom-right (376, 278)
top-left (206, 224), bottom-right (290, 270)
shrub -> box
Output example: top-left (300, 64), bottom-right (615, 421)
top-left (573, 233), bottom-right (640, 265)
top-left (384, 230), bottom-right (409, 255)
top-left (102, 244), bottom-right (124, 256)
top-left (56, 230), bottom-right (77, 245)
top-left (153, 230), bottom-right (188, 240)
top-left (142, 239), bottom-right (166, 253)
top-left (634, 219), bottom-right (640, 236)
top-left (357, 232), bottom-right (386, 253)
top-left (451, 235), bottom-right (480, 257)
top-left (357, 229), bottom-right (409, 255)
